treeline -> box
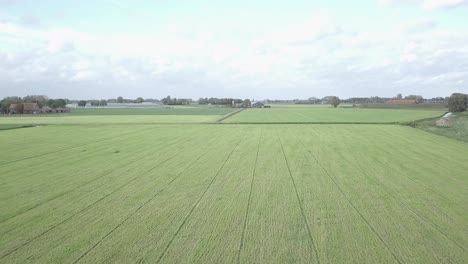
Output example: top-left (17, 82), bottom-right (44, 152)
top-left (160, 96), bottom-right (192, 105)
top-left (0, 95), bottom-right (68, 114)
top-left (291, 94), bottom-right (449, 105)
top-left (198, 98), bottom-right (243, 105)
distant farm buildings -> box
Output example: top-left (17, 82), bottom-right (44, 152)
top-left (385, 99), bottom-right (418, 104)
top-left (9, 103), bottom-right (40, 114)
top-left (8, 103), bottom-right (70, 114)
top-left (252, 102), bottom-right (265, 108)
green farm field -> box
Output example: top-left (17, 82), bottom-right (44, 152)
top-left (68, 107), bottom-right (236, 116)
top-left (0, 107), bottom-right (237, 125)
top-left (1, 123), bottom-right (467, 263)
top-left (224, 107), bottom-right (445, 123)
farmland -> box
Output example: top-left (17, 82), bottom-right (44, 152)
top-left (224, 106), bottom-right (445, 123)
top-left (0, 121), bottom-right (467, 263)
top-left (0, 107), bottom-right (237, 125)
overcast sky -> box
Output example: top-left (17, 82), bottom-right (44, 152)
top-left (0, 0), bottom-right (467, 100)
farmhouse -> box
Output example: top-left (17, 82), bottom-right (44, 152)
top-left (252, 102), bottom-right (265, 108)
top-left (8, 103), bottom-right (70, 114)
top-left (23, 103), bottom-right (40, 114)
top-left (9, 103), bottom-right (40, 114)
top-left (8, 104), bottom-right (23, 114)
top-left (385, 99), bottom-right (417, 104)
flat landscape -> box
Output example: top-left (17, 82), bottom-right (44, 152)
top-left (224, 106), bottom-right (444, 123)
top-left (0, 107), bottom-right (467, 263)
top-left (0, 107), bottom-right (237, 125)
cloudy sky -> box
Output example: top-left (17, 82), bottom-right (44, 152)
top-left (0, 0), bottom-right (467, 100)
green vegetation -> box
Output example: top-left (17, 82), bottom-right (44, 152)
top-left (68, 107), bottom-right (235, 116)
top-left (448, 93), bottom-right (468, 112)
top-left (414, 112), bottom-right (468, 143)
top-left (0, 124), bottom-right (466, 263)
top-left (0, 107), bottom-right (237, 125)
top-left (359, 103), bottom-right (448, 110)
top-left (224, 107), bottom-right (444, 123)
top-left (0, 115), bottom-right (222, 125)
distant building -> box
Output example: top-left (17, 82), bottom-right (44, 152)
top-left (252, 102), bottom-right (265, 108)
top-left (9, 103), bottom-right (70, 114)
top-left (385, 99), bottom-right (417, 104)
top-left (9, 103), bottom-right (40, 114)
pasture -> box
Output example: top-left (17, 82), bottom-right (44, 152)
top-left (0, 107), bottom-right (236, 125)
top-left (224, 107), bottom-right (445, 123)
top-left (1, 123), bottom-right (467, 263)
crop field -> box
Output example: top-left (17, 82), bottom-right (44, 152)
top-left (69, 107), bottom-right (236, 116)
top-left (0, 107), bottom-right (238, 125)
top-left (224, 107), bottom-right (445, 123)
top-left (1, 123), bottom-right (467, 263)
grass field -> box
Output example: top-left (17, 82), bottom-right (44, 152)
top-left (1, 124), bottom-right (467, 263)
top-left (224, 107), bottom-right (445, 123)
top-left (359, 103), bottom-right (448, 110)
top-left (68, 107), bottom-right (236, 116)
top-left (0, 107), bottom-right (237, 125)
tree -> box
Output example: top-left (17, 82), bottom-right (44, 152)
top-left (23, 95), bottom-right (48, 107)
top-left (90, 101), bottom-right (100, 107)
top-left (330, 96), bottom-right (340, 108)
top-left (135, 97), bottom-right (144, 103)
top-left (78, 100), bottom-right (87, 107)
top-left (47, 99), bottom-right (66, 109)
top-left (448, 93), bottom-right (468, 112)
top-left (404, 95), bottom-right (424, 104)
top-left (117, 96), bottom-right (124, 103)
top-left (161, 96), bottom-right (171, 105)
top-left (243, 99), bottom-right (251, 108)
top-left (99, 100), bottom-right (108, 106)
top-left (396, 93), bottom-right (403, 99)
top-left (0, 96), bottom-right (22, 114)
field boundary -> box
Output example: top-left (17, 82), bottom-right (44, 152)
top-left (216, 108), bottom-right (245, 122)
top-left (0, 124), bottom-right (34, 131)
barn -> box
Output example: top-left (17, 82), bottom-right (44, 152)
top-left (8, 104), bottom-right (24, 114)
top-left (23, 103), bottom-right (40, 114)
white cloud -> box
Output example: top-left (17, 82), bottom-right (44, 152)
top-left (1, 11), bottom-right (468, 99)
top-left (422, 0), bottom-right (468, 9)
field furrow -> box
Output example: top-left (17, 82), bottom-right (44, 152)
top-left (0, 123), bottom-right (466, 263)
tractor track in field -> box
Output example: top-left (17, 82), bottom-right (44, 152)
top-left (340, 151), bottom-right (468, 254)
top-left (0, 126), bottom-right (181, 186)
top-left (0, 125), bottom-right (198, 190)
top-left (0, 127), bottom-right (212, 225)
top-left (216, 108), bottom-right (245, 122)
top-left (0, 127), bottom-right (224, 260)
top-left (293, 130), bottom-right (402, 264)
top-left (0, 126), bottom-right (159, 167)
top-left (276, 128), bottom-right (321, 264)
top-left (371, 127), bottom-right (460, 206)
top-left (155, 130), bottom-right (247, 264)
top-left (73, 129), bottom-right (242, 264)
top-left (237, 128), bottom-right (262, 264)
top-left (376, 126), bottom-right (468, 185)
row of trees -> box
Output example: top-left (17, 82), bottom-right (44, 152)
top-left (198, 98), bottom-right (243, 105)
top-left (161, 96), bottom-right (192, 105)
top-left (0, 95), bottom-right (67, 114)
top-left (77, 100), bottom-right (108, 107)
